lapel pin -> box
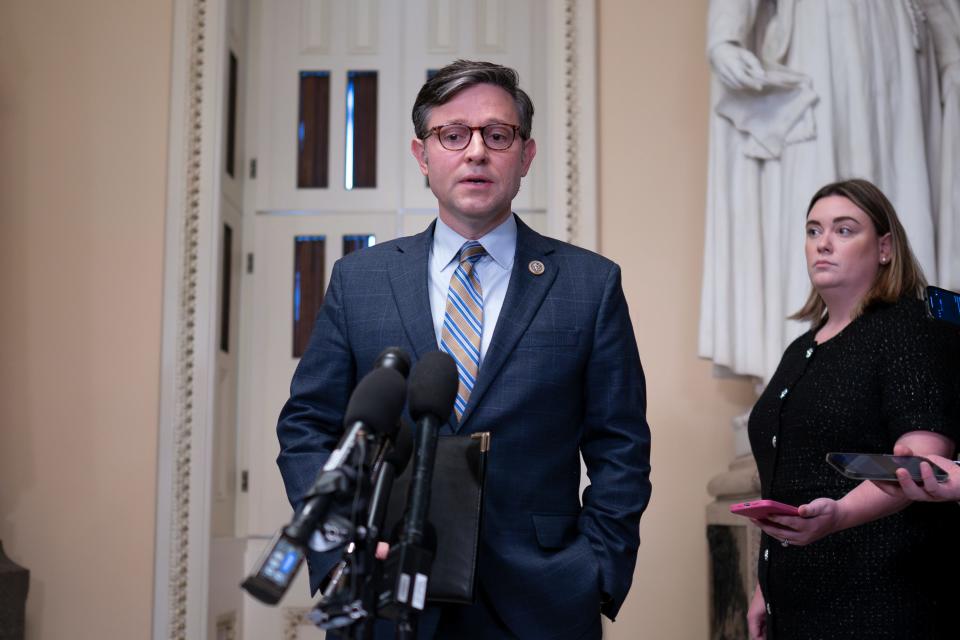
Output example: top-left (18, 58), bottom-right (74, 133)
top-left (528, 260), bottom-right (545, 276)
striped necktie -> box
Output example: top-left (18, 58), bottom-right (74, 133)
top-left (440, 241), bottom-right (486, 420)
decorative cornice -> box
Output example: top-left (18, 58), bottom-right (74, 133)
top-left (563, 0), bottom-right (580, 244)
top-left (168, 0), bottom-right (207, 637)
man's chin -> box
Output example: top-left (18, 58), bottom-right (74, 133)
top-left (455, 204), bottom-right (511, 221)
top-left (440, 207), bottom-right (512, 235)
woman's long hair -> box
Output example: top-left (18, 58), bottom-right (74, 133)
top-left (791, 178), bottom-right (926, 324)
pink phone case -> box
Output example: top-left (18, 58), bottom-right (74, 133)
top-left (729, 499), bottom-right (800, 519)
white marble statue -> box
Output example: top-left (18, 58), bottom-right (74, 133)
top-left (700, 0), bottom-right (944, 381)
top-left (922, 0), bottom-right (960, 289)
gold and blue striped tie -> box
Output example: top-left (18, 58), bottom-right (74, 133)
top-left (440, 241), bottom-right (486, 420)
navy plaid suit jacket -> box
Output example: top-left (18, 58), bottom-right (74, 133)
top-left (277, 216), bottom-right (651, 638)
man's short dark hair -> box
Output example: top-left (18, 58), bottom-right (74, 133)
top-left (411, 59), bottom-right (534, 140)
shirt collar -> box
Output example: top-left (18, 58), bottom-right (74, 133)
top-left (434, 215), bottom-right (517, 270)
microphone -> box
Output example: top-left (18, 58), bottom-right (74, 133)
top-left (369, 347), bottom-right (412, 471)
top-left (374, 346), bottom-right (411, 379)
top-left (401, 352), bottom-right (458, 546)
top-left (241, 366), bottom-right (406, 605)
top-left (379, 352), bottom-right (457, 621)
top-left (299, 366), bottom-right (406, 550)
top-left (366, 422), bottom-right (415, 539)
top-left (309, 423), bottom-right (416, 632)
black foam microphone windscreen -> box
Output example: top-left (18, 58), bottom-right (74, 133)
top-left (407, 351), bottom-right (458, 422)
top-left (344, 367), bottom-right (407, 438)
top-left (375, 346), bottom-right (412, 379)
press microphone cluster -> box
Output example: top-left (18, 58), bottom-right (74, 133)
top-left (241, 348), bottom-right (410, 605)
top-left (242, 346), bottom-right (459, 639)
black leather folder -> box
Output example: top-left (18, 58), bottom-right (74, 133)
top-left (384, 431), bottom-right (489, 604)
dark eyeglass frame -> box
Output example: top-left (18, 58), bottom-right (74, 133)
top-left (425, 123), bottom-right (523, 151)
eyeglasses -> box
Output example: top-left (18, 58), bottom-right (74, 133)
top-left (426, 123), bottom-right (522, 151)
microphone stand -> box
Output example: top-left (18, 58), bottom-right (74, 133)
top-left (392, 411), bottom-right (441, 640)
top-left (378, 351), bottom-right (457, 639)
top-left (307, 435), bottom-right (378, 633)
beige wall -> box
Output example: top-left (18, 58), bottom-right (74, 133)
top-left (598, 1), bottom-right (757, 638)
top-left (0, 1), bottom-right (172, 637)
top-left (0, 1), bottom-right (754, 638)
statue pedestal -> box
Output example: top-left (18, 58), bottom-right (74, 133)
top-left (0, 541), bottom-right (29, 640)
top-left (706, 454), bottom-right (760, 640)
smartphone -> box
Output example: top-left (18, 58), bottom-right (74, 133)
top-left (729, 499), bottom-right (800, 519)
top-left (825, 452), bottom-right (949, 483)
top-left (925, 285), bottom-right (960, 327)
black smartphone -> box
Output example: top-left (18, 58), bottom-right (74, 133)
top-left (826, 452), bottom-right (950, 483)
top-left (925, 285), bottom-right (960, 327)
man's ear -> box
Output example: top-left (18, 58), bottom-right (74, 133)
top-left (520, 138), bottom-right (537, 177)
top-left (411, 138), bottom-right (429, 176)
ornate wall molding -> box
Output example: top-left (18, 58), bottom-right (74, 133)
top-left (163, 0), bottom-right (209, 638)
top-left (562, 0), bottom-right (581, 244)
top-left (547, 0), bottom-right (597, 250)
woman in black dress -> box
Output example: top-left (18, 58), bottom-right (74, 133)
top-left (746, 179), bottom-right (960, 640)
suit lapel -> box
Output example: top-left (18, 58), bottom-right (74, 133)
top-left (389, 222), bottom-right (439, 359)
top-left (457, 217), bottom-right (557, 430)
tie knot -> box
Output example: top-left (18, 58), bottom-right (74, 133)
top-left (458, 241), bottom-right (486, 265)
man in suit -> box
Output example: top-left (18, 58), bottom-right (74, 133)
top-left (277, 59), bottom-right (651, 639)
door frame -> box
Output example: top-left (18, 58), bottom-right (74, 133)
top-left (152, 1), bottom-right (598, 637)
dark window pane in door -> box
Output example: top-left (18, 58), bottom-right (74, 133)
top-left (225, 52), bottom-right (238, 178)
top-left (345, 71), bottom-right (378, 189)
top-left (342, 234), bottom-right (375, 256)
top-left (298, 71), bottom-right (331, 189)
top-left (293, 235), bottom-right (326, 358)
top-left (219, 223), bottom-right (233, 353)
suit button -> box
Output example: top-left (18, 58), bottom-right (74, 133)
top-left (772, 435), bottom-right (777, 448)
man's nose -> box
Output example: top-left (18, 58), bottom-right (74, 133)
top-left (463, 129), bottom-right (488, 162)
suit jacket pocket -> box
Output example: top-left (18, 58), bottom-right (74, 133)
top-left (531, 512), bottom-right (580, 549)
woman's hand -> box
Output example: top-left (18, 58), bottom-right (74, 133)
top-left (750, 498), bottom-right (843, 546)
top-left (761, 432), bottom-right (954, 544)
top-left (747, 584), bottom-right (767, 640)
top-left (872, 443), bottom-right (960, 502)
